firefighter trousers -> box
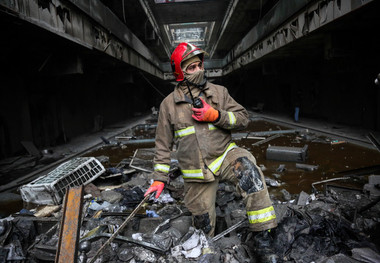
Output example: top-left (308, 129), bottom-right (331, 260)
top-left (184, 147), bottom-right (277, 237)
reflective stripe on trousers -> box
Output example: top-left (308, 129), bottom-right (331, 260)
top-left (181, 169), bottom-right (204, 179)
top-left (154, 163), bottom-right (170, 173)
top-left (247, 206), bottom-right (276, 224)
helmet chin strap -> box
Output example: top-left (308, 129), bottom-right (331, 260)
top-left (179, 76), bottom-right (207, 106)
top-left (186, 76), bottom-right (207, 89)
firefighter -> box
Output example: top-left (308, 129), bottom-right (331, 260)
top-left (145, 42), bottom-right (279, 262)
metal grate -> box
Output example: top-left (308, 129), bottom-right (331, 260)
top-left (20, 157), bottom-right (105, 205)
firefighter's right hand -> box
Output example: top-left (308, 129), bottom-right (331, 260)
top-left (144, 181), bottom-right (165, 199)
top-left (192, 97), bottom-right (219, 122)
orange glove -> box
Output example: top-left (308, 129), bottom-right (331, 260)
top-left (192, 97), bottom-right (219, 122)
top-left (144, 181), bottom-right (165, 199)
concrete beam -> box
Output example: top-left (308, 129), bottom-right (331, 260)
top-left (221, 0), bottom-right (374, 76)
top-left (163, 68), bottom-right (224, 80)
top-left (209, 0), bottom-right (240, 58)
top-left (0, 0), bottom-right (165, 78)
top-left (138, 0), bottom-right (172, 58)
top-left (162, 0), bottom-right (374, 78)
top-left (162, 59), bottom-right (224, 80)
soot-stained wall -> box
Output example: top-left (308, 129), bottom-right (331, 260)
top-left (0, 61), bottom-right (168, 159)
top-left (218, 43), bottom-right (380, 131)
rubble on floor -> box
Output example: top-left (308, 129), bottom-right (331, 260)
top-left (1, 117), bottom-right (380, 262)
top-left (0, 168), bottom-right (379, 262)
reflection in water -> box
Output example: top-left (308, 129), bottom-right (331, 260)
top-left (239, 120), bottom-right (380, 200)
top-left (3, 119), bottom-right (380, 217)
top-left (86, 120), bottom-right (380, 201)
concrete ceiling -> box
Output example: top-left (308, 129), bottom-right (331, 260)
top-left (1, 0), bottom-right (378, 80)
top-left (101, 0), bottom-right (278, 61)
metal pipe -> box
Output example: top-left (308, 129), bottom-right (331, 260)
top-left (311, 177), bottom-right (349, 192)
top-left (212, 219), bottom-right (247, 242)
top-left (88, 194), bottom-right (151, 263)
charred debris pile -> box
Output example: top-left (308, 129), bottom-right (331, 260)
top-left (0, 114), bottom-right (380, 263)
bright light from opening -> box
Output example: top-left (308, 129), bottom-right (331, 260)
top-left (172, 27), bottom-right (204, 43)
top-left (165, 22), bottom-right (214, 48)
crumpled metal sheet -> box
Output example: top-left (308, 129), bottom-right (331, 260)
top-left (171, 228), bottom-right (211, 259)
top-left (351, 247), bottom-right (380, 263)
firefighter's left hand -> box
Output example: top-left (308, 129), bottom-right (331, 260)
top-left (144, 181), bottom-right (165, 199)
top-left (192, 98), bottom-right (219, 122)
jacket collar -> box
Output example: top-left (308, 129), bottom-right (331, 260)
top-left (173, 81), bottom-right (215, 104)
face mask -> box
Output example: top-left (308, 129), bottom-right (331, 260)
top-left (184, 69), bottom-right (205, 85)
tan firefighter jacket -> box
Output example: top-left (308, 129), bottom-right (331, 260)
top-left (153, 81), bottom-right (249, 183)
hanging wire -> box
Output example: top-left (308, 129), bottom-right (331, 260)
top-left (139, 72), bottom-right (166, 98)
top-left (122, 0), bottom-right (126, 23)
top-left (259, 0), bottom-right (263, 20)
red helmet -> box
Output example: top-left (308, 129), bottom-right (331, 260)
top-left (170, 42), bottom-right (206, 81)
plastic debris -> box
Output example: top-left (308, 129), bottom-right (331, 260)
top-left (265, 178), bottom-right (281, 187)
top-left (146, 210), bottom-right (159, 218)
top-left (89, 200), bottom-right (111, 211)
top-left (132, 233), bottom-right (143, 241)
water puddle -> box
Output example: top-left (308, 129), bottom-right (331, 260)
top-left (2, 119), bottom-right (380, 217)
top-left (84, 119), bottom-right (380, 201)
top-left (238, 120), bottom-right (380, 199)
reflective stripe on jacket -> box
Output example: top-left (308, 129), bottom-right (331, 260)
top-left (153, 82), bottom-right (249, 183)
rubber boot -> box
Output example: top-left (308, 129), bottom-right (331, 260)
top-left (253, 229), bottom-right (281, 263)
